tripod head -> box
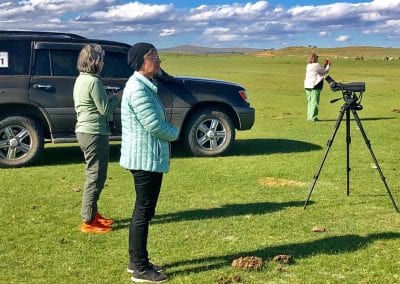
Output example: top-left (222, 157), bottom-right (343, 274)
top-left (325, 75), bottom-right (365, 109)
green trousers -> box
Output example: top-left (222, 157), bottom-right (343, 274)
top-left (305, 88), bottom-right (321, 121)
top-left (76, 133), bottom-right (109, 223)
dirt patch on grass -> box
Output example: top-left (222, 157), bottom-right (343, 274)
top-left (258, 177), bottom-right (307, 187)
top-left (255, 51), bottom-right (275, 57)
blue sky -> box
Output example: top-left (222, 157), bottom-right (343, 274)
top-left (1, 0), bottom-right (399, 49)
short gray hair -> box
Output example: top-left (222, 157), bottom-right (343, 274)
top-left (77, 44), bottom-right (104, 74)
top-left (307, 52), bottom-right (319, 64)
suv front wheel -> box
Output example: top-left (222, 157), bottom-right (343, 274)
top-left (184, 108), bottom-right (235, 156)
top-left (0, 116), bottom-right (44, 167)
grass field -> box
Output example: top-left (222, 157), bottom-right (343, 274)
top-left (1, 49), bottom-right (400, 283)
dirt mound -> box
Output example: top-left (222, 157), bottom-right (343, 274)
top-left (272, 254), bottom-right (294, 264)
top-left (231, 256), bottom-right (263, 270)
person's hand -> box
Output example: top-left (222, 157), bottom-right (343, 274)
top-left (324, 59), bottom-right (330, 67)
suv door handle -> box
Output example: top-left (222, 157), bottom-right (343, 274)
top-left (104, 85), bottom-right (122, 93)
top-left (33, 83), bottom-right (54, 91)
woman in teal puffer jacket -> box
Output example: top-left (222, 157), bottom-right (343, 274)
top-left (119, 65), bottom-right (178, 172)
top-left (120, 43), bottom-right (179, 283)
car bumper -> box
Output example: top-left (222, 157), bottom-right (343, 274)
top-left (236, 107), bottom-right (255, 130)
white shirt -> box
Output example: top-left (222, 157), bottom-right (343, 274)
top-left (304, 63), bottom-right (330, 89)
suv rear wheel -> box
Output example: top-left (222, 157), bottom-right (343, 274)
top-left (0, 116), bottom-right (44, 167)
top-left (184, 108), bottom-right (235, 156)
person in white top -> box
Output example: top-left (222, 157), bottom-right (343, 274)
top-left (304, 52), bottom-right (330, 121)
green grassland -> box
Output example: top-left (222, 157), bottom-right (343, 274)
top-left (1, 48), bottom-right (400, 283)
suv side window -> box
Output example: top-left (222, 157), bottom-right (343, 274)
top-left (51, 49), bottom-right (79, 77)
top-left (33, 49), bottom-right (50, 76)
top-left (0, 40), bottom-right (31, 75)
top-left (102, 51), bottom-right (132, 78)
top-left (33, 48), bottom-right (79, 77)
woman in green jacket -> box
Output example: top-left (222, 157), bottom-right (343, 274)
top-left (120, 43), bottom-right (179, 283)
top-left (73, 44), bottom-right (119, 233)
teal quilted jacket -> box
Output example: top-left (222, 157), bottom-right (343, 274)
top-left (120, 72), bottom-right (179, 172)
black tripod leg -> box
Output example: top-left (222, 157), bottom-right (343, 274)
top-left (346, 108), bottom-right (351, 196)
top-left (351, 109), bottom-right (400, 213)
top-left (304, 106), bottom-right (346, 209)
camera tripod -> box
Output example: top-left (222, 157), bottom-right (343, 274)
top-left (303, 92), bottom-right (399, 212)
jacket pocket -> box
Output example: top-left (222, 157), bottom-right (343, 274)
top-left (155, 140), bottom-right (161, 160)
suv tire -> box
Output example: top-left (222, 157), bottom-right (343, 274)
top-left (184, 108), bottom-right (235, 156)
top-left (0, 116), bottom-right (44, 167)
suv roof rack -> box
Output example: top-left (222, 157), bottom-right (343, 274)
top-left (0, 30), bottom-right (87, 39)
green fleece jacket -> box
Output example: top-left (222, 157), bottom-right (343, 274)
top-left (73, 72), bottom-right (118, 135)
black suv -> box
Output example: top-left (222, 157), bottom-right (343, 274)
top-left (0, 31), bottom-right (255, 167)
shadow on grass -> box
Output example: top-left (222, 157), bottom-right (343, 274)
top-left (35, 144), bottom-right (122, 166)
top-left (321, 116), bottom-right (397, 122)
top-left (225, 139), bottom-right (321, 157)
top-left (171, 138), bottom-right (321, 158)
top-left (112, 201), bottom-right (306, 230)
top-left (154, 201), bottom-right (306, 224)
top-left (166, 232), bottom-right (400, 275)
top-left (35, 138), bottom-right (321, 166)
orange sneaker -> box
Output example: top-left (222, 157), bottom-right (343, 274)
top-left (80, 218), bottom-right (112, 234)
top-left (95, 212), bottom-right (114, 226)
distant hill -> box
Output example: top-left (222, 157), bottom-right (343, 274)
top-left (160, 45), bottom-right (400, 59)
top-left (256, 46), bottom-right (400, 58)
top-left (160, 45), bottom-right (262, 54)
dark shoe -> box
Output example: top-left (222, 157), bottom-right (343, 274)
top-left (131, 268), bottom-right (168, 283)
top-left (128, 262), bottom-right (164, 273)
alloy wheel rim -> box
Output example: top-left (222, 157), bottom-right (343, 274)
top-left (195, 118), bottom-right (226, 150)
top-left (0, 125), bottom-right (32, 160)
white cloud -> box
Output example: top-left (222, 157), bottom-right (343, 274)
top-left (370, 0), bottom-right (400, 10)
top-left (319, 31), bottom-right (328, 36)
top-left (186, 1), bottom-right (268, 21)
top-left (0, 2), bottom-right (12, 8)
top-left (160, 28), bottom-right (176, 37)
top-left (48, 18), bottom-right (62, 23)
top-left (20, 0), bottom-right (115, 13)
top-left (381, 19), bottom-right (400, 28)
top-left (363, 19), bottom-right (400, 36)
top-left (289, 0), bottom-right (400, 24)
top-left (0, 0), bottom-right (115, 20)
top-left (288, 3), bottom-right (361, 21)
top-left (106, 26), bottom-right (141, 33)
top-left (78, 2), bottom-right (174, 22)
top-left (217, 34), bottom-right (239, 41)
top-left (360, 12), bottom-right (387, 21)
top-left (203, 27), bottom-right (230, 35)
top-left (0, 3), bottom-right (33, 18)
top-left (336, 35), bottom-right (350, 42)
top-left (202, 27), bottom-right (239, 42)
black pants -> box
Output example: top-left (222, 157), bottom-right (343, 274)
top-left (129, 170), bottom-right (163, 271)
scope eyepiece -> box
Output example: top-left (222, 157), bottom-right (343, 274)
top-left (325, 75), bottom-right (365, 93)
